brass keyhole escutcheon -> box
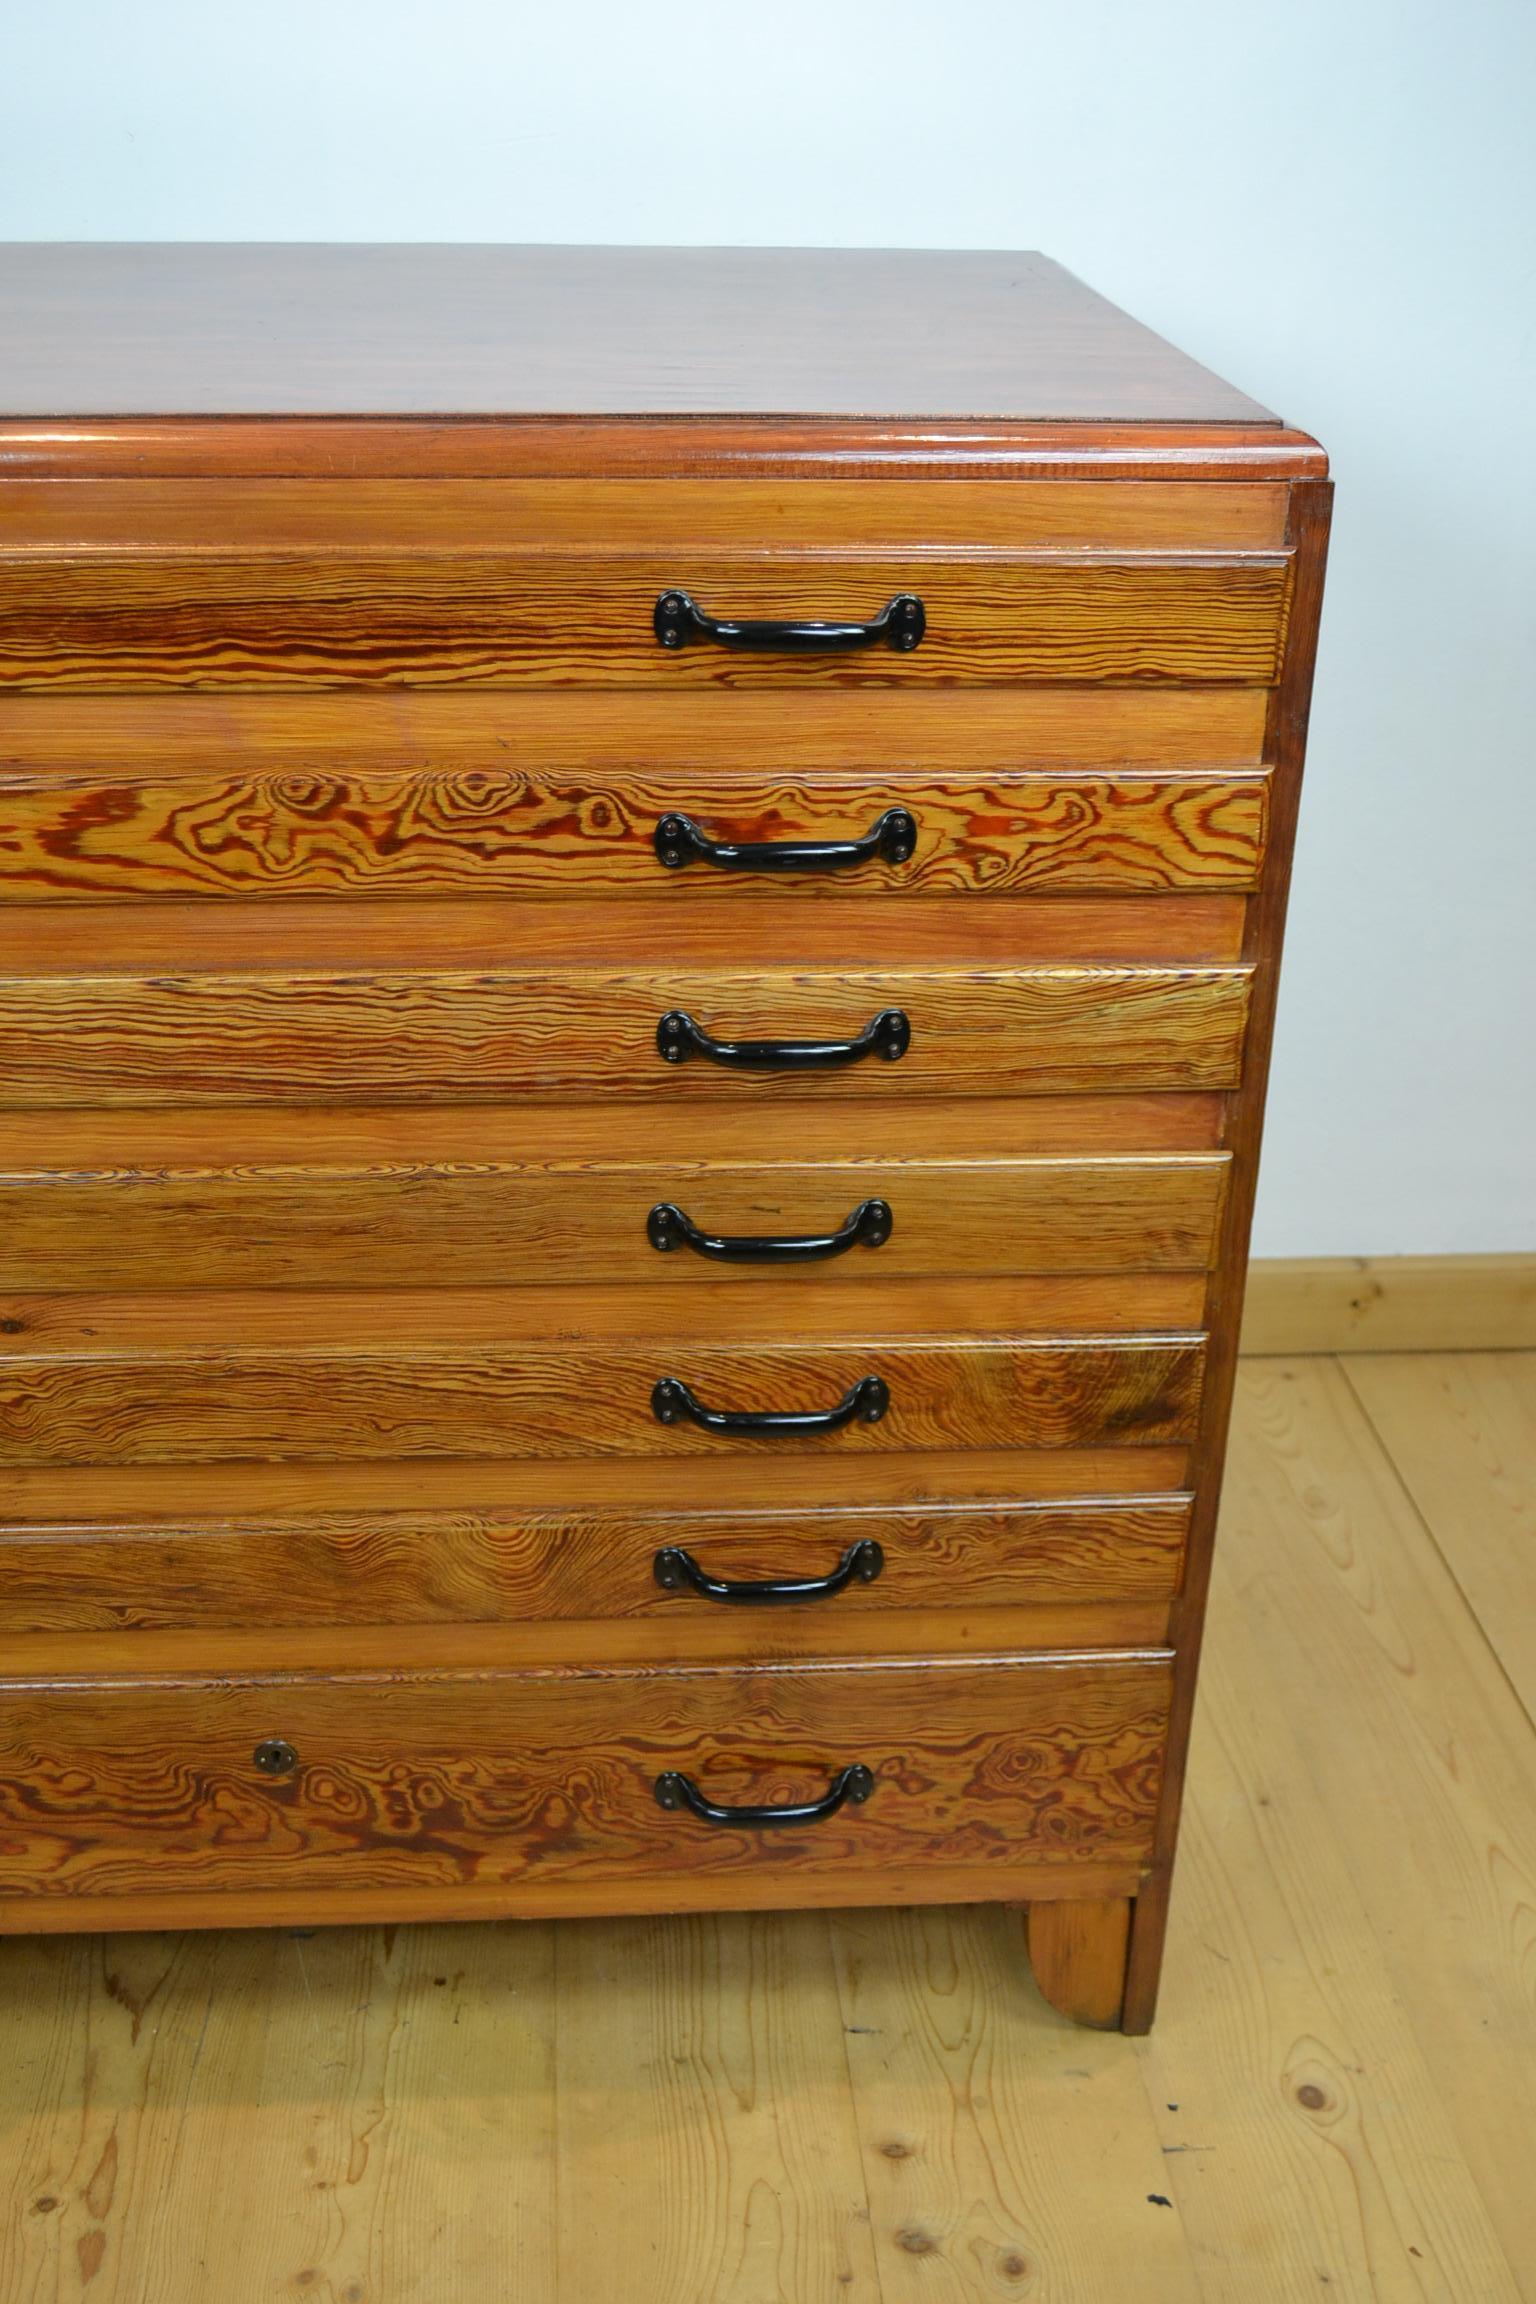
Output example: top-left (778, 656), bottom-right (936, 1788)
top-left (253, 1737), bottom-right (299, 1777)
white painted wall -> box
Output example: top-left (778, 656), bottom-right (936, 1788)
top-left (3, 0), bottom-right (1533, 1253)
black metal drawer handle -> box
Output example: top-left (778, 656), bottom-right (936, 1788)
top-left (657, 1008), bottom-right (910, 1071)
top-left (651, 1372), bottom-right (889, 1436)
top-left (654, 807), bottom-right (918, 874)
top-left (655, 1762), bottom-right (876, 1828)
top-left (647, 1197), bottom-right (892, 1264)
top-left (654, 590), bottom-right (924, 653)
top-left (653, 1537), bottom-right (885, 1606)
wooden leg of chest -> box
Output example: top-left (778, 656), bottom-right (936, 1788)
top-left (1025, 1895), bottom-right (1135, 2030)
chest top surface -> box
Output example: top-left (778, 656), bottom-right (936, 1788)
top-left (0, 243), bottom-right (1280, 425)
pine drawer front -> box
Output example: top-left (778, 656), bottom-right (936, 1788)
top-left (0, 692), bottom-right (1272, 903)
top-left (0, 1644), bottom-right (1173, 1923)
top-left (0, 1491), bottom-right (1194, 1632)
top-left (0, 959), bottom-right (1254, 1108)
top-left (0, 1296), bottom-right (1207, 1465)
top-left (0, 1133), bottom-right (1231, 1291)
top-left (0, 478), bottom-right (1290, 691)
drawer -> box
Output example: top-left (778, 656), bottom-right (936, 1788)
top-left (0, 1281), bottom-right (1207, 1465)
top-left (0, 553), bottom-right (1292, 693)
top-left (0, 960), bottom-right (1253, 1108)
top-left (0, 1101), bottom-right (1231, 1290)
top-left (0, 692), bottom-right (1271, 901)
top-left (0, 940), bottom-right (1253, 1107)
top-left (0, 1631), bottom-right (1172, 1919)
top-left (0, 1486), bottom-right (1193, 1631)
top-left (0, 479), bottom-right (1291, 691)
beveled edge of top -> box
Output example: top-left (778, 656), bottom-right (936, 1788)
top-left (0, 415), bottom-right (1328, 484)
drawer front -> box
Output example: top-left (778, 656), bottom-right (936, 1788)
top-left (0, 1493), bottom-right (1193, 1631)
top-left (0, 1315), bottom-right (1206, 1465)
top-left (0, 1650), bottom-right (1172, 1909)
top-left (0, 690), bottom-right (1272, 902)
top-left (0, 760), bottom-right (1269, 904)
top-left (0, 961), bottom-right (1253, 1107)
top-left (0, 1144), bottom-right (1230, 1291)
top-left (0, 535), bottom-right (1291, 691)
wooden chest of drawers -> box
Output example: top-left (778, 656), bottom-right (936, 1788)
top-left (0, 245), bottom-right (1329, 2031)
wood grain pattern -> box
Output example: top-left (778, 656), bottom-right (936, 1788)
top-left (554, 1908), bottom-right (882, 2304)
top-left (1345, 1352), bottom-right (1536, 1720)
top-left (0, 1272), bottom-right (1207, 1350)
top-left (1025, 1895), bottom-right (1132, 2028)
top-left (0, 960), bottom-right (1254, 1106)
top-left (829, 1901), bottom-right (1203, 2298)
top-left (0, 247), bottom-right (1334, 2032)
top-left (0, 1148), bottom-right (1230, 1291)
top-left (0, 1649), bottom-right (1172, 1911)
top-left (1141, 1513), bottom-right (1527, 2301)
top-left (0, 1092), bottom-right (1229, 1169)
top-left (0, 759), bottom-right (1269, 903)
top-left (1215, 1359), bottom-right (1536, 2280)
top-left (0, 1493), bottom-right (1192, 1631)
top-left (0, 415), bottom-right (1328, 483)
top-left (5, 1357), bottom-right (1529, 2299)
top-left (0, 1858), bottom-right (1150, 1938)
top-left (0, 1923), bottom-right (550, 2304)
top-left (0, 245), bottom-right (1279, 423)
top-left (0, 1443), bottom-right (1197, 1522)
top-left (1122, 473), bottom-right (1332, 2033)
top-left (0, 889), bottom-right (1250, 971)
top-left (0, 687), bottom-right (1274, 792)
top-left (0, 548), bottom-right (1292, 691)
top-left (0, 476), bottom-right (1290, 552)
top-left (0, 1322), bottom-right (1206, 1465)
top-left (0, 1613), bottom-right (1167, 1680)
top-left (1242, 1254), bottom-right (1536, 1355)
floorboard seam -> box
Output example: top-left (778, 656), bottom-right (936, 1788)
top-left (1334, 1353), bottom-right (1536, 1738)
top-left (821, 1909), bottom-right (888, 2304)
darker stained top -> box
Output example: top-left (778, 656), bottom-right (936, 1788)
top-left (0, 244), bottom-right (1280, 425)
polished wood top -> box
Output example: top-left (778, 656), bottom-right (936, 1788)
top-left (0, 244), bottom-right (1279, 423)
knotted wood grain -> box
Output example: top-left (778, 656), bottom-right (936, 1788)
top-left (0, 1651), bottom-right (1172, 1907)
top-left (0, 760), bottom-right (1269, 901)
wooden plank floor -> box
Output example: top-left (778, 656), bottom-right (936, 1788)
top-left (2, 1350), bottom-right (1533, 2301)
